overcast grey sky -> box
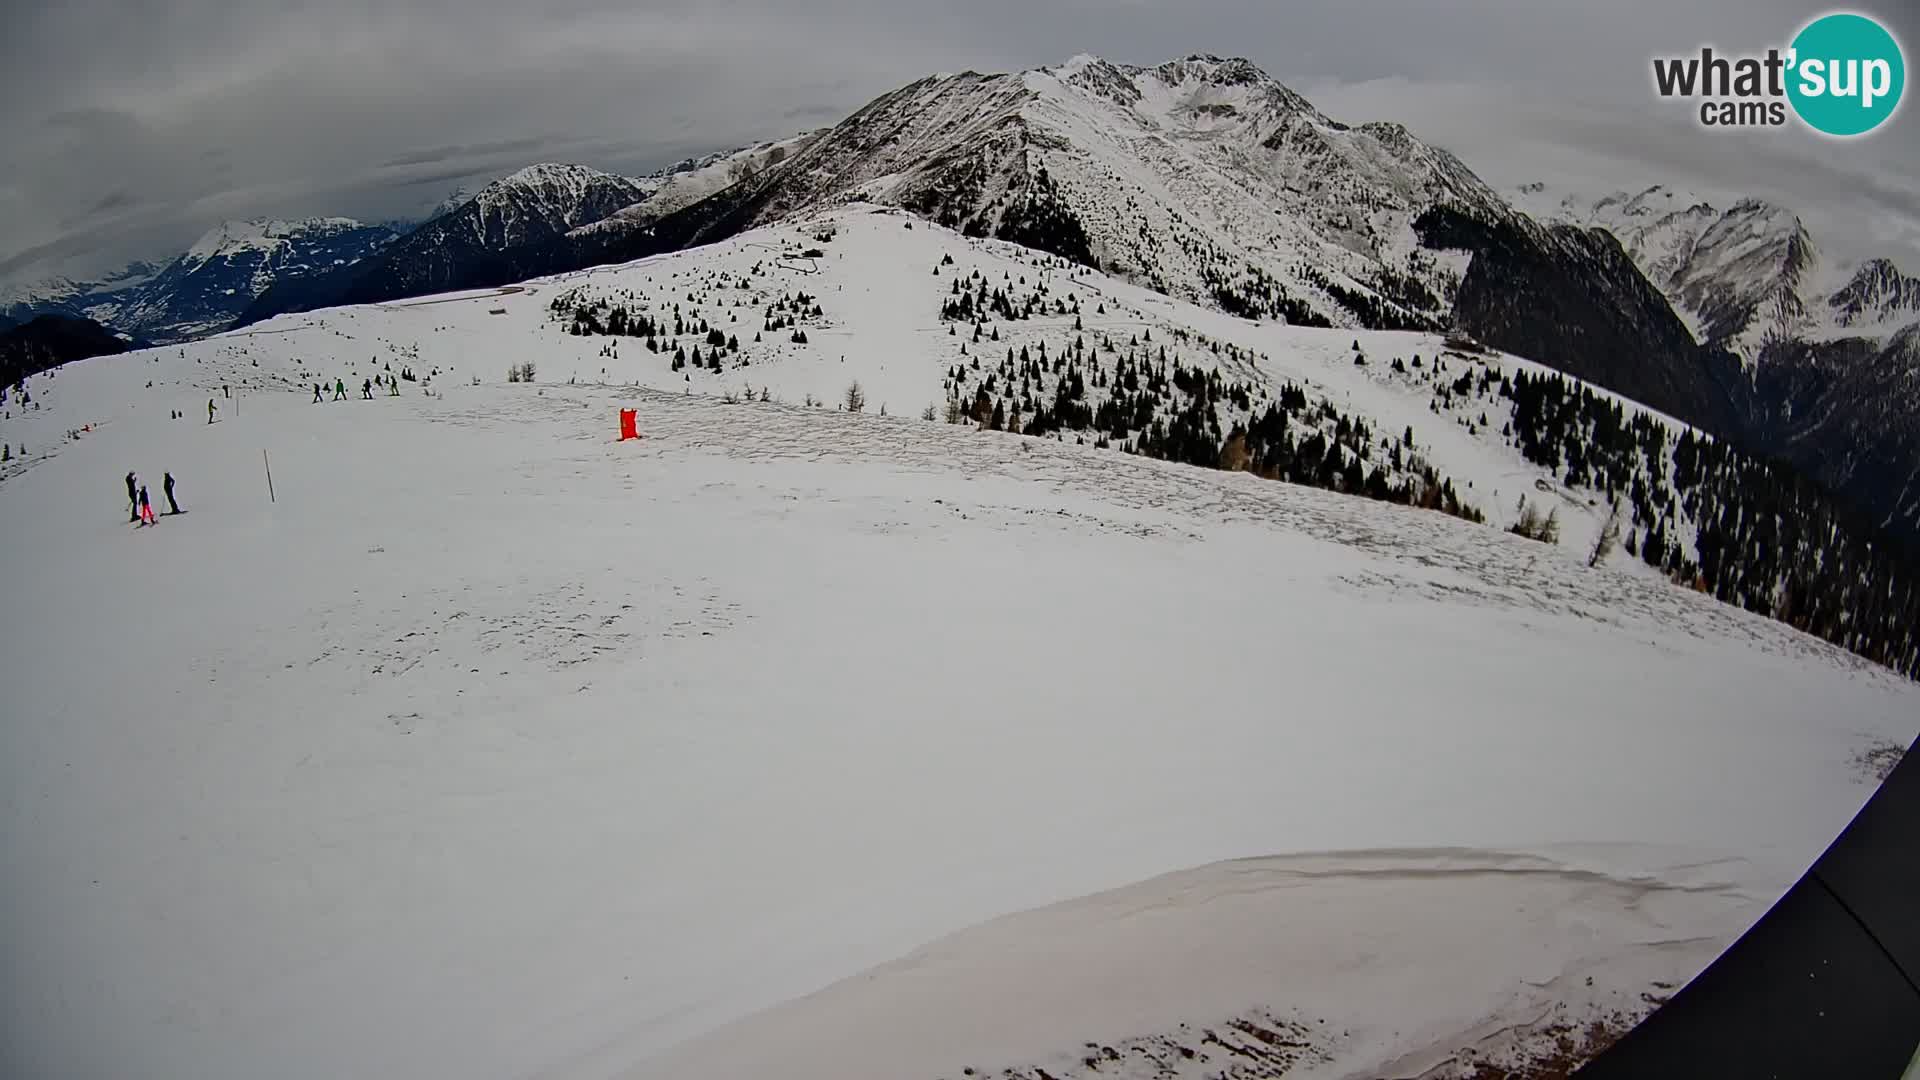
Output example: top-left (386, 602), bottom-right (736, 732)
top-left (4, 0), bottom-right (1917, 283)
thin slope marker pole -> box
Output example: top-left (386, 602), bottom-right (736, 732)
top-left (263, 448), bottom-right (276, 504)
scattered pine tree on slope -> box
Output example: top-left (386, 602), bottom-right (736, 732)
top-left (1500, 367), bottom-right (1918, 677)
top-left (939, 322), bottom-right (1485, 526)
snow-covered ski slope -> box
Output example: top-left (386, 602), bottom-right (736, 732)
top-left (1, 206), bottom-right (1915, 1080)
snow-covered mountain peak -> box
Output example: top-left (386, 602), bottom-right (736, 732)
top-left (417, 166), bottom-right (650, 230)
top-left (4, 219), bottom-right (396, 343)
top-left (1154, 55), bottom-right (1322, 121)
top-left (184, 220), bottom-right (276, 261)
top-left (1830, 256), bottom-right (1920, 328)
top-left (1596, 185), bottom-right (1715, 219)
top-left (1035, 53), bottom-right (1325, 132)
top-left (1512, 182), bottom-right (1720, 232)
top-left (569, 133), bottom-right (823, 241)
top-left (1155, 53), bottom-right (1268, 87)
top-left (1511, 181), bottom-right (1835, 357)
top-left (482, 163), bottom-right (639, 205)
top-left (467, 163), bottom-right (655, 230)
top-left (0, 261), bottom-right (164, 331)
top-left (1512, 182), bottom-right (1806, 268)
top-left (1045, 54), bottom-right (1144, 107)
top-left (102, 216), bottom-right (400, 342)
top-left (496, 161), bottom-right (616, 189)
top-left (1023, 53), bottom-right (1491, 211)
top-left (183, 217), bottom-right (366, 262)
top-left (1, 259), bottom-right (151, 305)
top-left (1718, 196), bottom-right (1806, 238)
top-left (424, 184), bottom-right (482, 222)
top-left (624, 52), bottom-right (1523, 335)
top-left (0, 272), bottom-right (84, 306)
top-left (299, 162), bottom-right (656, 309)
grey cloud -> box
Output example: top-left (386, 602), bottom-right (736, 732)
top-left (42, 107), bottom-right (137, 133)
top-left (88, 190), bottom-right (137, 215)
top-left (783, 104), bottom-right (848, 122)
top-left (3, 0), bottom-right (1916, 281)
top-left (378, 136), bottom-right (566, 170)
top-left (381, 164), bottom-right (515, 194)
top-left (0, 215), bottom-right (190, 281)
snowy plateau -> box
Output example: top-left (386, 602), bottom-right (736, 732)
top-left (1, 205), bottom-right (1916, 1080)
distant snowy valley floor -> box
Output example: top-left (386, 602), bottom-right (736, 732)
top-left (3, 212), bottom-right (1917, 1080)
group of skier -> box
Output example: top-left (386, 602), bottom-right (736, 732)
top-left (119, 365), bottom-right (417, 530)
top-left (312, 373), bottom-right (402, 403)
top-left (125, 469), bottom-right (181, 527)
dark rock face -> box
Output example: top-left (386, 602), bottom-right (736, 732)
top-left (1415, 207), bottom-right (1749, 435)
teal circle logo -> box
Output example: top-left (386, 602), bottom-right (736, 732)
top-left (1787, 12), bottom-right (1905, 136)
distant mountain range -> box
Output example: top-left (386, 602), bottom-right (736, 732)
top-left (1510, 183), bottom-right (1920, 359)
top-left (1, 261), bottom-right (164, 334)
top-left (239, 136), bottom-right (818, 322)
top-left (3, 55), bottom-right (1915, 544)
top-left (225, 164), bottom-right (655, 321)
top-left (1512, 182), bottom-right (1920, 541)
top-left (1, 218), bottom-right (398, 344)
